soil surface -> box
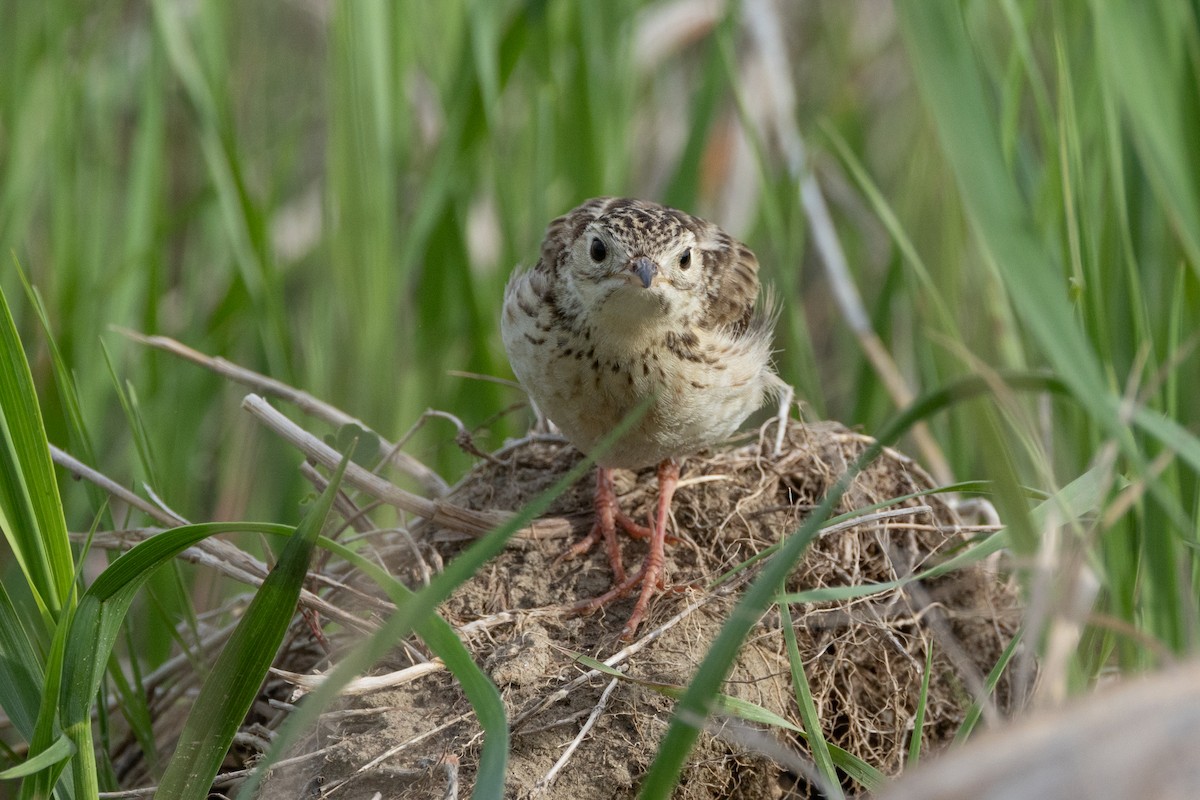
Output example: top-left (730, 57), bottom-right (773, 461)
top-left (258, 419), bottom-right (1021, 798)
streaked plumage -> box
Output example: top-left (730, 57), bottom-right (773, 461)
top-left (502, 197), bottom-right (782, 637)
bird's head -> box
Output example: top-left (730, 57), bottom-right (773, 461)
top-left (544, 197), bottom-right (711, 324)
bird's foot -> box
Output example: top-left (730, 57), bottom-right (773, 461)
top-left (565, 459), bottom-right (680, 639)
top-left (554, 466), bottom-right (628, 583)
top-left (614, 508), bottom-right (652, 540)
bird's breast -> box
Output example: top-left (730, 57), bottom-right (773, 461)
top-left (507, 312), bottom-right (771, 470)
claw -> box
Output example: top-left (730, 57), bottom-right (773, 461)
top-left (560, 459), bottom-right (681, 639)
top-left (555, 467), bottom-right (627, 583)
top-left (621, 458), bottom-right (679, 638)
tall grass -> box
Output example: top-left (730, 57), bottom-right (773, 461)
top-left (1, 0), bottom-right (1198, 795)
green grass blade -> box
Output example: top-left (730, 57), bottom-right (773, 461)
top-left (466, 0), bottom-right (502, 131)
top-left (955, 628), bottom-right (1026, 743)
top-left (101, 342), bottom-right (163, 492)
top-left (1131, 405), bottom-right (1200, 479)
top-left (637, 474), bottom-right (842, 796)
top-left (661, 13), bottom-right (732, 210)
top-left (819, 120), bottom-right (957, 335)
top-left (151, 0), bottom-right (291, 378)
top-left (895, 3), bottom-right (1115, 430)
top-left (777, 603), bottom-right (842, 797)
top-left (153, 454), bottom-right (348, 798)
top-left (1091, 1), bottom-right (1200, 271)
top-left (57, 521), bottom-right (294, 748)
top-left (825, 748), bottom-right (886, 795)
top-left (13, 268), bottom-right (100, 486)
top-left (573, 653), bottom-right (802, 734)
top-left (0, 578), bottom-right (43, 743)
top-left (906, 645), bottom-right (934, 769)
top-left (0, 734), bottom-right (73, 780)
top-left (23, 587), bottom-right (77, 799)
top-left (0, 281), bottom-right (73, 621)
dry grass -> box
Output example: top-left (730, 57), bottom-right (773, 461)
top-left (256, 418), bottom-right (1021, 798)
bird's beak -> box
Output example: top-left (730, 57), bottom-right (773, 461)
top-left (630, 256), bottom-right (658, 289)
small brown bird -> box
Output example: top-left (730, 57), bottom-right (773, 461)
top-left (502, 197), bottom-right (784, 637)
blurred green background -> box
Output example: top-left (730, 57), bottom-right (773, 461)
top-left (4, 0), bottom-right (971, 526)
top-left (2, 0), bottom-right (1199, 743)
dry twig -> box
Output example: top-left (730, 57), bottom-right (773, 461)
top-left (116, 328), bottom-right (450, 496)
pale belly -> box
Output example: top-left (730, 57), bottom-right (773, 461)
top-left (504, 321), bottom-right (771, 469)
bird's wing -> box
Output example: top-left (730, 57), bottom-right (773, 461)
top-left (696, 223), bottom-right (763, 336)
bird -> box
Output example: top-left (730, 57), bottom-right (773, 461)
top-left (502, 197), bottom-right (785, 638)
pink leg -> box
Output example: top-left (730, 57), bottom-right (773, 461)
top-left (621, 458), bottom-right (679, 638)
top-left (556, 467), bottom-right (627, 584)
top-left (569, 458), bottom-right (680, 640)
top-left (615, 507), bottom-right (653, 540)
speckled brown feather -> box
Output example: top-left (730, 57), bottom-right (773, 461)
top-left (502, 197), bottom-right (780, 470)
top-left (537, 197), bottom-right (765, 332)
top-left (697, 232), bottom-right (762, 336)
top-left (502, 197), bottom-right (785, 637)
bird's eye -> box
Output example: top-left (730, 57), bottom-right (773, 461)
top-left (589, 238), bottom-right (607, 262)
top-left (679, 249), bottom-right (691, 270)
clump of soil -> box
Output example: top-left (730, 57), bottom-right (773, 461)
top-left (262, 419), bottom-right (1022, 799)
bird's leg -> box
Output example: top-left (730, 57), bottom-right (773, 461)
top-left (568, 458), bottom-right (681, 637)
top-left (555, 467), bottom-right (627, 584)
top-left (614, 505), bottom-right (653, 540)
top-left (620, 458), bottom-right (679, 638)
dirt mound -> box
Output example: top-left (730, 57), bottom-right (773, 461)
top-left (262, 419), bottom-right (1021, 798)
